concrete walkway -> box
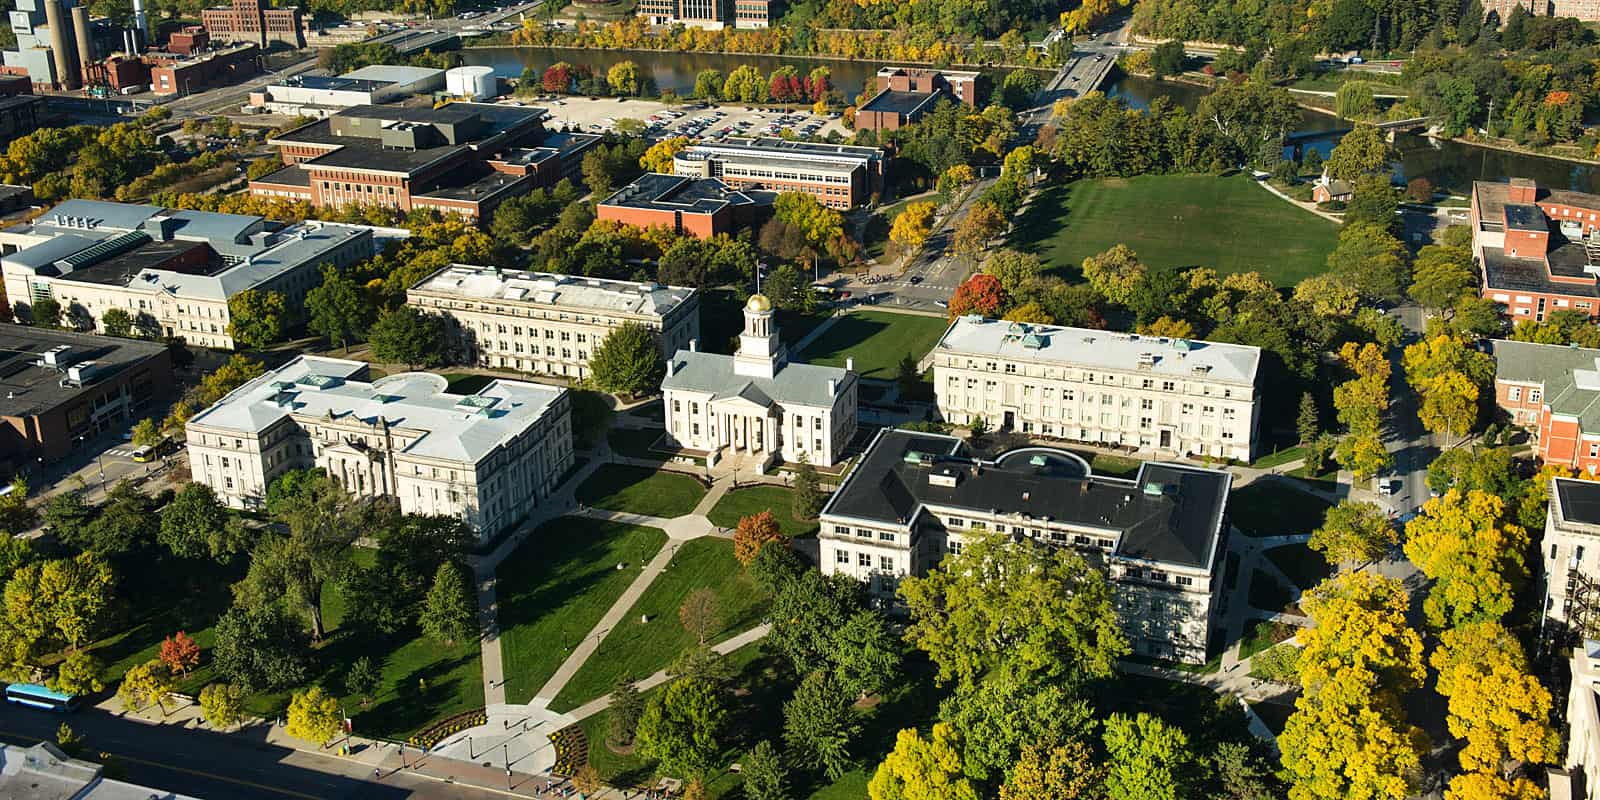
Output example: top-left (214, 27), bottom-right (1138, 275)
top-left (567, 623), bottom-right (773, 722)
top-left (1254, 175), bottom-right (1345, 224)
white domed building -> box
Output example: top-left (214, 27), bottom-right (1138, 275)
top-left (661, 294), bottom-right (857, 469)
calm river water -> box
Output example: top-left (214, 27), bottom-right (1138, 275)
top-left (460, 46), bottom-right (1600, 194)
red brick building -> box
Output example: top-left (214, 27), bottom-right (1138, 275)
top-left (249, 104), bottom-right (599, 225)
top-left (855, 67), bottom-right (981, 132)
top-left (147, 42), bottom-right (260, 96)
top-left (201, 0), bottom-right (304, 48)
top-left (165, 26), bottom-right (210, 55)
top-left (1491, 339), bottom-right (1600, 474)
top-left (1472, 178), bottom-right (1600, 321)
top-left (597, 174), bottom-right (774, 239)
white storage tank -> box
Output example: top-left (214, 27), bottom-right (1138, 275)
top-left (446, 66), bottom-right (497, 100)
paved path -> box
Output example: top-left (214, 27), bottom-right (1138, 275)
top-left (1254, 177), bottom-right (1345, 224)
top-left (568, 624), bottom-right (773, 722)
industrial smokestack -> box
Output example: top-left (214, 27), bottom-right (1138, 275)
top-left (43, 0), bottom-right (80, 90)
top-left (70, 5), bottom-right (93, 83)
top-left (131, 0), bottom-right (147, 39)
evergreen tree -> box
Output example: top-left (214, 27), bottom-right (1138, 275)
top-left (792, 452), bottom-right (823, 521)
top-left (609, 677), bottom-right (644, 746)
top-left (1297, 392), bottom-right (1320, 445)
top-left (419, 562), bottom-right (475, 646)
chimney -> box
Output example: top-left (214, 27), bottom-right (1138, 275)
top-left (846, 357), bottom-right (854, 371)
top-left (71, 6), bottom-right (94, 80)
top-left (44, 0), bottom-right (81, 91)
top-left (827, 379), bottom-right (836, 395)
top-left (132, 0), bottom-right (147, 38)
top-left (668, 360), bottom-right (678, 376)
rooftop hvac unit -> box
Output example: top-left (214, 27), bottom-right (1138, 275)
top-left (65, 361), bottom-right (101, 385)
top-left (38, 345), bottom-right (74, 368)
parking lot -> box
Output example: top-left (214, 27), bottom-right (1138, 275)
top-left (520, 96), bottom-right (851, 141)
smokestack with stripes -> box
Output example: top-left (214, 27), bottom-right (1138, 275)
top-left (43, 0), bottom-right (80, 90)
top-left (131, 0), bottom-right (147, 41)
top-left (70, 5), bottom-right (93, 85)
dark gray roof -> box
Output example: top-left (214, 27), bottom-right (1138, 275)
top-left (0, 324), bottom-right (168, 418)
top-left (860, 89), bottom-right (941, 117)
top-left (1505, 203), bottom-right (1547, 232)
top-left (1482, 244), bottom-right (1600, 299)
top-left (822, 428), bottom-right (1231, 569)
top-left (600, 174), bottom-right (772, 214)
top-left (1491, 339), bottom-right (1600, 384)
top-left (1556, 477), bottom-right (1600, 526)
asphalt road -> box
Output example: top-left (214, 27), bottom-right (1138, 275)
top-left (0, 706), bottom-right (514, 799)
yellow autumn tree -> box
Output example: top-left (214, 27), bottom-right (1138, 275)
top-left (1431, 622), bottom-right (1559, 773)
top-left (1445, 772), bottom-right (1546, 800)
top-left (1402, 489), bottom-right (1528, 629)
top-left (889, 202), bottom-right (937, 267)
top-left (640, 137), bottom-right (692, 174)
top-left (868, 723), bottom-right (980, 800)
top-left (286, 686), bottom-right (343, 746)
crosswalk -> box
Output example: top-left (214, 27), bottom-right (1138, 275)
top-left (103, 447), bottom-right (138, 458)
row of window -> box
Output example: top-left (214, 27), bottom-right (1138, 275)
top-left (834, 549), bottom-right (895, 572)
top-left (945, 361), bottom-right (1243, 398)
top-left (832, 525), bottom-right (897, 544)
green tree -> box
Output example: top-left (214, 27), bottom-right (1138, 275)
top-left (100, 308), bottom-right (132, 338)
top-left (609, 677), bottom-right (644, 746)
top-left (226, 288), bottom-right (291, 349)
top-left (898, 529), bottom-right (1126, 689)
top-left (160, 482), bottom-right (248, 562)
top-left (784, 669), bottom-right (861, 780)
top-left (589, 322), bottom-right (663, 397)
top-left (1080, 244), bottom-right (1146, 307)
top-left (607, 60), bottom-right (643, 96)
top-left (420, 562), bottom-right (475, 646)
top-left (767, 571), bottom-right (863, 676)
top-left (1327, 221), bottom-right (1407, 303)
top-left (637, 676), bottom-right (728, 779)
top-left (199, 683), bottom-right (246, 729)
top-left (1103, 713), bottom-right (1194, 800)
top-left (286, 686), bottom-right (342, 745)
top-left (367, 306), bottom-right (446, 369)
top-left (1342, 175), bottom-right (1401, 233)
top-left (693, 68), bottom-right (724, 100)
top-left (49, 649), bottom-right (102, 696)
top-left (0, 551), bottom-right (114, 675)
top-left (1297, 392), bottom-right (1320, 444)
top-left (939, 671), bottom-right (1093, 783)
top-left (867, 723), bottom-right (980, 800)
top-left (30, 297), bottom-right (61, 328)
top-left (982, 249), bottom-right (1043, 295)
top-left (1407, 244), bottom-right (1476, 312)
top-left (792, 451), bottom-right (823, 520)
top-left (830, 609), bottom-right (901, 700)
top-left (1001, 739), bottom-right (1105, 800)
top-left (1324, 125), bottom-right (1393, 181)
top-left (1309, 500), bottom-right (1396, 568)
top-left (345, 655), bottom-right (380, 707)
top-left (238, 470), bottom-right (360, 640)
top-left (742, 740), bottom-right (789, 800)
top-left (130, 417), bottom-right (162, 448)
top-left (723, 65), bottom-right (768, 103)
top-left (211, 601), bottom-right (311, 692)
top-left (304, 264), bottom-right (371, 350)
top-left (1149, 40), bottom-right (1186, 78)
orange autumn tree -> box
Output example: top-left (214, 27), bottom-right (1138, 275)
top-left (734, 510), bottom-right (786, 565)
top-left (159, 631), bottom-right (201, 677)
top-left (947, 274), bottom-right (1007, 319)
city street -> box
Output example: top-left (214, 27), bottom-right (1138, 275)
top-left (0, 706), bottom-right (515, 799)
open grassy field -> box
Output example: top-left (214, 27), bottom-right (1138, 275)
top-left (549, 538), bottom-right (770, 712)
top-left (706, 485), bottom-right (821, 538)
top-left (576, 464), bottom-right (707, 518)
top-left (1009, 174), bottom-right (1340, 286)
top-left (1230, 482), bottom-right (1332, 538)
top-left (798, 310), bottom-right (950, 380)
top-left (497, 518), bottom-right (669, 704)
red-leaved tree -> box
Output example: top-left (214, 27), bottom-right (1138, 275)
top-left (947, 274), bottom-right (1007, 319)
top-left (542, 62), bottom-right (574, 94)
top-left (159, 631), bottom-right (201, 677)
top-left (734, 510), bottom-right (786, 565)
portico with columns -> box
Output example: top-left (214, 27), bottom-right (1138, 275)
top-left (661, 294), bottom-right (858, 468)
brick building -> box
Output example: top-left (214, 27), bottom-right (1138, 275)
top-left (672, 137), bottom-right (885, 210)
top-left (248, 104), bottom-right (599, 225)
top-left (855, 67), bottom-right (981, 132)
top-left (165, 26), bottom-right (211, 55)
top-left (596, 174), bottom-right (774, 239)
top-left (0, 324), bottom-right (173, 472)
top-left (1483, 0), bottom-right (1600, 22)
top-left (201, 0), bottom-right (303, 49)
top-left (1471, 178), bottom-right (1600, 321)
top-left (146, 41), bottom-right (260, 96)
top-left (1489, 339), bottom-right (1600, 474)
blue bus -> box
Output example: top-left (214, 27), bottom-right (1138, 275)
top-left (3, 683), bottom-right (80, 713)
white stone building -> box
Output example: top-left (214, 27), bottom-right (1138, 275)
top-left (930, 317), bottom-right (1262, 461)
top-left (819, 427), bottom-right (1231, 664)
top-left (0, 200), bottom-right (384, 350)
top-left (185, 356), bottom-right (572, 541)
top-left (661, 294), bottom-right (856, 468)
top-left (1543, 477), bottom-right (1600, 640)
top-left (406, 264), bottom-right (700, 381)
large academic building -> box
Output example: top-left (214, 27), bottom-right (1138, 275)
top-left (672, 138), bottom-right (885, 210)
top-left (931, 317), bottom-right (1262, 461)
top-left (185, 356), bottom-right (573, 540)
top-left (406, 264), bottom-right (700, 381)
top-left (819, 428), bottom-right (1231, 664)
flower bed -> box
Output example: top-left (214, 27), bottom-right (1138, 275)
top-left (549, 724), bottom-right (589, 776)
top-left (409, 708), bottom-right (488, 750)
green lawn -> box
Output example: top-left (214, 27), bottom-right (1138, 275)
top-left (1229, 482), bottom-right (1332, 538)
top-left (607, 427), bottom-right (665, 459)
top-left (1266, 543), bottom-right (1332, 591)
top-left (1238, 618), bottom-right (1298, 662)
top-left (706, 485), bottom-right (821, 538)
top-left (549, 538), bottom-right (771, 712)
top-left (798, 310), bottom-right (950, 380)
top-left (1247, 568), bottom-right (1294, 614)
top-left (1090, 453), bottom-right (1143, 478)
top-left (576, 464), bottom-right (707, 518)
top-left (497, 518), bottom-right (669, 704)
top-left (1009, 174), bottom-right (1340, 286)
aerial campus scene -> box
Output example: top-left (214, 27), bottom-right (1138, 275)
top-left (0, 0), bottom-right (1597, 797)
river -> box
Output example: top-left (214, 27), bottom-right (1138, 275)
top-left (461, 46), bottom-right (1600, 195)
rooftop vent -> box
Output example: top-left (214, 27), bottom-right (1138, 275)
top-left (38, 345), bottom-right (75, 369)
top-left (928, 469), bottom-right (959, 488)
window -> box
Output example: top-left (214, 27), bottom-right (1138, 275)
top-left (879, 555), bottom-right (893, 571)
top-left (1552, 544), bottom-right (1559, 559)
top-left (1531, 391), bottom-right (1543, 403)
top-left (834, 525), bottom-right (849, 534)
top-left (857, 553), bottom-right (871, 567)
top-left (1176, 576), bottom-right (1193, 587)
top-left (835, 550), bottom-right (849, 564)
top-left (878, 531), bottom-right (894, 542)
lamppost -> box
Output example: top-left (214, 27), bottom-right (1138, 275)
top-left (76, 434), bottom-right (105, 494)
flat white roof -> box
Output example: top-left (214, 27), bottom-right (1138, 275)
top-left (340, 64), bottom-right (446, 85)
top-left (936, 316), bottom-right (1261, 386)
top-left (187, 355), bottom-right (565, 463)
top-left (410, 264), bottom-right (696, 318)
